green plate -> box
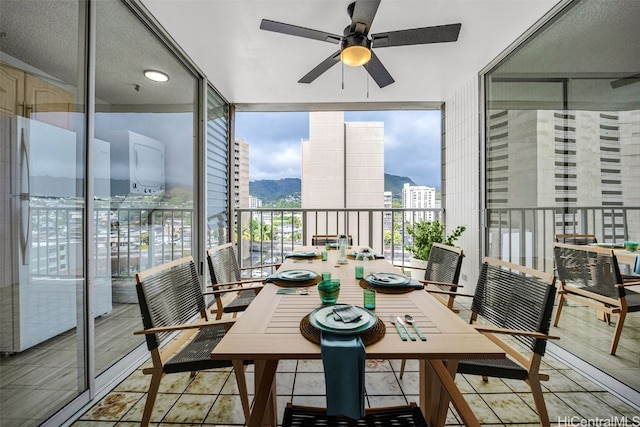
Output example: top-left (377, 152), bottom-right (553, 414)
top-left (309, 305), bottom-right (377, 334)
top-left (278, 270), bottom-right (318, 281)
top-left (366, 272), bottom-right (410, 287)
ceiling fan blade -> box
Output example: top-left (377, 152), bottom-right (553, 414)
top-left (610, 73), bottom-right (640, 89)
top-left (349, 0), bottom-right (381, 35)
top-left (260, 19), bottom-right (341, 44)
top-left (372, 23), bottom-right (462, 48)
top-left (365, 51), bottom-right (394, 88)
top-left (299, 50), bottom-right (342, 84)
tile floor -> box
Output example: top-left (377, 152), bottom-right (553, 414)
top-left (72, 353), bottom-right (639, 426)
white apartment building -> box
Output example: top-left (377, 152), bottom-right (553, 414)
top-left (301, 111), bottom-right (384, 248)
top-left (402, 183), bottom-right (436, 223)
top-left (486, 109), bottom-right (640, 267)
top-left (233, 138), bottom-right (250, 209)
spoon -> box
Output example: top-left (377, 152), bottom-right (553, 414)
top-left (404, 314), bottom-right (427, 341)
top-left (394, 315), bottom-right (416, 341)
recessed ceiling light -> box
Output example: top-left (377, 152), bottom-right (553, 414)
top-left (144, 70), bottom-right (169, 82)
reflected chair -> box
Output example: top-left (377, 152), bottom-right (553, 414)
top-left (206, 242), bottom-right (279, 319)
top-left (457, 257), bottom-right (558, 427)
top-left (554, 233), bottom-right (597, 245)
top-left (134, 256), bottom-right (251, 426)
top-left (399, 242), bottom-right (468, 378)
top-left (553, 243), bottom-right (640, 355)
top-left (281, 402), bottom-right (427, 426)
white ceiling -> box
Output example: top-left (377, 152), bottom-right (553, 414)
top-left (140, 0), bottom-right (560, 109)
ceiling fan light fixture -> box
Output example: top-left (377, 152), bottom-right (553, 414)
top-left (144, 69), bottom-right (169, 82)
top-left (340, 34), bottom-right (371, 66)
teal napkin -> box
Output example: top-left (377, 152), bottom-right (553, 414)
top-left (635, 255), bottom-right (640, 275)
top-left (320, 332), bottom-right (365, 419)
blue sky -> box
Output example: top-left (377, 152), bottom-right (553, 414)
top-left (234, 110), bottom-right (441, 188)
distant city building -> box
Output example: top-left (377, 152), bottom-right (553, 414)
top-left (233, 138), bottom-right (250, 209)
top-left (402, 183), bottom-right (436, 222)
top-left (301, 112), bottom-right (384, 247)
top-left (249, 195), bottom-right (262, 209)
top-left (384, 191), bottom-right (393, 228)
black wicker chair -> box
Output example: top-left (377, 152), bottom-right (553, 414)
top-left (553, 243), bottom-right (640, 355)
top-left (554, 233), bottom-right (597, 245)
top-left (134, 256), bottom-right (251, 426)
top-left (281, 402), bottom-right (427, 427)
top-left (206, 242), bottom-right (279, 319)
top-left (456, 257), bottom-right (558, 427)
top-left (399, 242), bottom-right (467, 377)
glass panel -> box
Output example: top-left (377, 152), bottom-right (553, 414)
top-left (484, 0), bottom-right (640, 391)
top-left (94, 0), bottom-right (198, 374)
top-left (0, 0), bottom-right (87, 424)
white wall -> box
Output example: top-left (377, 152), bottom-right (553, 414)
top-left (444, 76), bottom-right (482, 293)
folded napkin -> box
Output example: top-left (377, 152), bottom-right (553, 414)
top-left (320, 332), bottom-right (365, 420)
top-left (333, 305), bottom-right (363, 323)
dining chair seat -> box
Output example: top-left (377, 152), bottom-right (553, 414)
top-left (281, 402), bottom-right (427, 427)
top-left (457, 357), bottom-right (528, 381)
top-left (222, 289), bottom-right (259, 313)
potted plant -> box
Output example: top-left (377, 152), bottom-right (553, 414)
top-left (405, 220), bottom-right (466, 278)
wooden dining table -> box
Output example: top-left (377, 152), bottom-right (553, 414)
top-left (211, 246), bottom-right (505, 427)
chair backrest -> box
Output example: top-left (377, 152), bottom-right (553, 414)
top-left (135, 256), bottom-right (207, 351)
top-left (472, 258), bottom-right (556, 356)
top-left (554, 233), bottom-right (597, 245)
top-left (207, 243), bottom-right (242, 284)
top-left (553, 243), bottom-right (624, 300)
top-left (423, 242), bottom-right (463, 284)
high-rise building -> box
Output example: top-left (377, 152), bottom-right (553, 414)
top-left (301, 112), bottom-right (384, 246)
top-left (486, 110), bottom-right (640, 244)
top-left (233, 138), bottom-right (250, 209)
top-left (402, 183), bottom-right (436, 222)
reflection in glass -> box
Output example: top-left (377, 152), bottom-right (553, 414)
top-left (484, 0), bottom-right (640, 393)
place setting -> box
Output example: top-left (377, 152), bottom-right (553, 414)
top-left (359, 272), bottom-right (424, 293)
top-left (285, 250), bottom-right (322, 259)
top-left (264, 269), bottom-right (320, 287)
top-left (300, 304), bottom-right (385, 345)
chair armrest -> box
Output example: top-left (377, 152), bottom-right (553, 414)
top-left (134, 318), bottom-right (236, 335)
top-left (618, 280), bottom-right (640, 287)
top-left (239, 263), bottom-right (281, 271)
top-left (426, 289), bottom-right (474, 298)
top-left (208, 279), bottom-right (264, 289)
top-left (420, 280), bottom-right (463, 289)
top-left (392, 263), bottom-right (426, 271)
top-left (204, 284), bottom-right (264, 297)
top-left (473, 324), bottom-right (560, 340)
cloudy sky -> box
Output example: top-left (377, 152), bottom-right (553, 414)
top-left (235, 110), bottom-right (441, 188)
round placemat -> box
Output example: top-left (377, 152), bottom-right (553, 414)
top-left (300, 313), bottom-right (386, 346)
top-left (358, 279), bottom-right (417, 294)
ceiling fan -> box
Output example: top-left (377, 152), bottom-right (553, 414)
top-left (259, 0), bottom-right (461, 88)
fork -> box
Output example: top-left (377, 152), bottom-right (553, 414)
top-left (389, 316), bottom-right (407, 341)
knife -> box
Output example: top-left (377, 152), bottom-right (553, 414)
top-left (389, 317), bottom-right (408, 341)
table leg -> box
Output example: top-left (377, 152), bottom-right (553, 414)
top-left (248, 360), bottom-right (279, 427)
top-left (429, 360), bottom-right (480, 427)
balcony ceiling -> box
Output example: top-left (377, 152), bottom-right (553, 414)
top-left (140, 0), bottom-right (560, 109)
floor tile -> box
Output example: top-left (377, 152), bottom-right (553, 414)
top-left (480, 393), bottom-right (539, 423)
top-left (161, 393), bottom-right (216, 424)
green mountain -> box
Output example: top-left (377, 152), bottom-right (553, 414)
top-left (249, 174), bottom-right (417, 205)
